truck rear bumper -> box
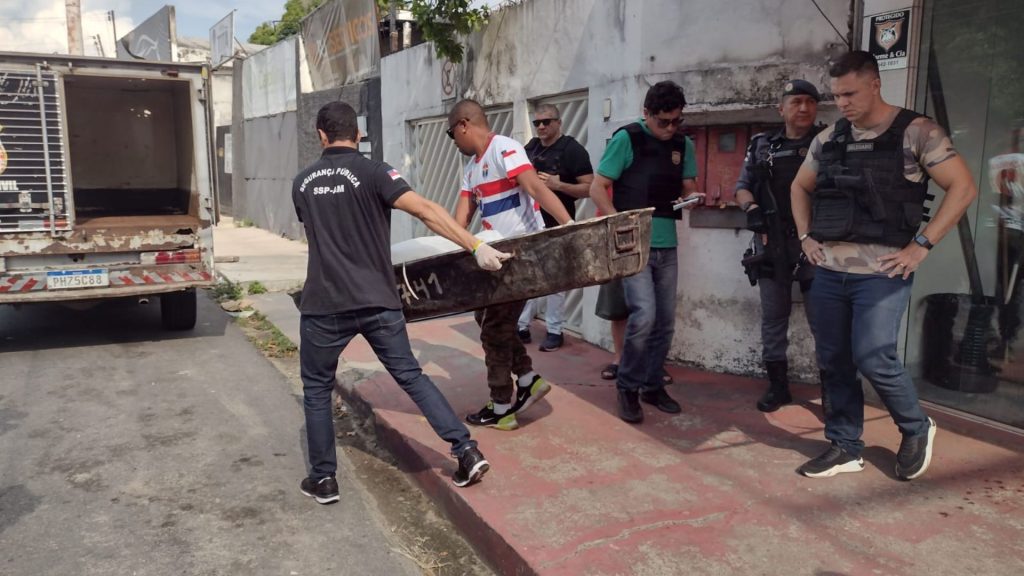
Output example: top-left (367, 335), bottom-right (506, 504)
top-left (0, 265), bottom-right (214, 303)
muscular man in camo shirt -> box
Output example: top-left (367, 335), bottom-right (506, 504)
top-left (791, 51), bottom-right (978, 481)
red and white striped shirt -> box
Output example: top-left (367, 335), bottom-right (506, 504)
top-left (460, 134), bottom-right (543, 236)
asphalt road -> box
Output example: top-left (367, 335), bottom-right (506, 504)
top-left (0, 294), bottom-right (421, 576)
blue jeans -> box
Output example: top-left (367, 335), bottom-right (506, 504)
top-left (808, 268), bottom-right (929, 457)
top-left (300, 307), bottom-right (474, 480)
top-left (618, 248), bottom-right (678, 392)
top-left (517, 291), bottom-right (567, 335)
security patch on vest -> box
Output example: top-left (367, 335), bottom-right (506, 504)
top-left (846, 142), bottom-right (875, 153)
top-left (671, 151), bottom-right (681, 165)
top-left (799, 147), bottom-right (808, 157)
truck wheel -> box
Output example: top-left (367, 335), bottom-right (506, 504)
top-left (161, 288), bottom-right (197, 330)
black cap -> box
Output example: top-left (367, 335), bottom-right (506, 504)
top-left (782, 79), bottom-right (821, 101)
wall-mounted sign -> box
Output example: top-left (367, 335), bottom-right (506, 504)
top-left (117, 5), bottom-right (176, 62)
top-left (210, 11), bottom-right (234, 68)
top-left (301, 0), bottom-right (380, 90)
top-left (441, 60), bottom-right (455, 99)
top-left (869, 9), bottom-right (911, 71)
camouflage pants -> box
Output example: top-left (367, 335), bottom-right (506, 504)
top-left (475, 300), bottom-right (533, 404)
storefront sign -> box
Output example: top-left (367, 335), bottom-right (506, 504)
top-left (301, 0), bottom-right (380, 90)
top-left (869, 10), bottom-right (911, 71)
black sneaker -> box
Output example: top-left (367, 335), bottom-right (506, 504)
top-left (640, 388), bottom-right (681, 414)
top-left (300, 476), bottom-right (340, 505)
top-left (538, 332), bottom-right (564, 352)
top-left (466, 402), bottom-right (518, 431)
top-left (517, 328), bottom-right (531, 343)
top-left (453, 446), bottom-right (490, 487)
top-left (512, 374), bottom-right (551, 414)
top-left (617, 389), bottom-right (643, 423)
top-left (798, 445), bottom-right (865, 478)
top-left (896, 417), bottom-right (936, 481)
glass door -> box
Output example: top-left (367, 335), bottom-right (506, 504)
top-left (905, 0), bottom-right (1024, 427)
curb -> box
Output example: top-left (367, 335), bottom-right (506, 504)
top-left (336, 376), bottom-right (537, 576)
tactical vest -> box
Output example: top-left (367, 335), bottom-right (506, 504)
top-left (611, 123), bottom-right (687, 220)
top-left (811, 109), bottom-right (929, 247)
top-left (751, 127), bottom-right (822, 232)
top-left (525, 135), bottom-right (577, 225)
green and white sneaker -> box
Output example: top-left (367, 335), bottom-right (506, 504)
top-left (513, 374), bottom-right (551, 415)
top-left (466, 402), bottom-right (519, 431)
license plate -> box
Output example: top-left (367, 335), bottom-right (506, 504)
top-left (46, 268), bottom-right (109, 290)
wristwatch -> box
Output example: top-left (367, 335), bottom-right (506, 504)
top-left (914, 233), bottom-right (934, 250)
top-left (799, 232), bottom-right (811, 241)
top-left (740, 201), bottom-right (754, 212)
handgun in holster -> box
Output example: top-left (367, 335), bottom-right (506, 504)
top-left (741, 235), bottom-right (767, 287)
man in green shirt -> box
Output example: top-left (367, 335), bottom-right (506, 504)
top-left (589, 81), bottom-right (703, 423)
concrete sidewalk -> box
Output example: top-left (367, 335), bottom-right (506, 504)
top-left (214, 221), bottom-right (1024, 576)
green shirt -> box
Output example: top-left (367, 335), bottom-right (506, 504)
top-left (596, 119), bottom-right (698, 248)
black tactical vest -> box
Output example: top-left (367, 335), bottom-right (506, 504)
top-left (752, 127), bottom-right (822, 232)
top-left (811, 109), bottom-right (929, 247)
top-left (525, 135), bottom-right (576, 225)
top-left (611, 123), bottom-right (687, 219)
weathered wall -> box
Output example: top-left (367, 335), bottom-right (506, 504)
top-left (381, 0), bottom-right (852, 379)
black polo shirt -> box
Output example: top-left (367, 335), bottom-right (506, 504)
top-left (291, 146), bottom-right (411, 315)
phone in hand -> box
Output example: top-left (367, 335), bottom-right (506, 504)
top-left (673, 196), bottom-right (703, 210)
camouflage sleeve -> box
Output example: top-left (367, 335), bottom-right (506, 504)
top-left (800, 128), bottom-right (829, 175)
top-left (908, 117), bottom-right (958, 171)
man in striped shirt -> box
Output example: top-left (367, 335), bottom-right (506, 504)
top-left (448, 99), bottom-right (573, 431)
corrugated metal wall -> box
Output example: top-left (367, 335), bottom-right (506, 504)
top-left (407, 106), bottom-right (513, 238)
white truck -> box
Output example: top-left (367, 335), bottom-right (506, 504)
top-left (0, 52), bottom-right (216, 329)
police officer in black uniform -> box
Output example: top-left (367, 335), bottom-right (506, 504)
top-left (736, 79), bottom-right (823, 412)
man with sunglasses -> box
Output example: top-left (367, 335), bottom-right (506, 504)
top-left (589, 81), bottom-right (704, 423)
top-left (448, 99), bottom-right (574, 431)
top-left (516, 104), bottom-right (594, 352)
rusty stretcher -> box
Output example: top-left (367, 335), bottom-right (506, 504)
top-left (394, 208), bottom-right (653, 322)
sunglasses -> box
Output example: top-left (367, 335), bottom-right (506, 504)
top-left (532, 118), bottom-right (558, 127)
top-left (446, 118), bottom-right (466, 140)
top-left (652, 115), bottom-right (684, 129)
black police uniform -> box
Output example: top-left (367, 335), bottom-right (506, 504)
top-left (737, 125), bottom-right (822, 411)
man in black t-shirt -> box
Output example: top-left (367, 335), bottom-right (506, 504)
top-left (292, 102), bottom-right (509, 503)
top-left (516, 103), bottom-right (594, 351)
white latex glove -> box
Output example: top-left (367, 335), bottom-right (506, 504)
top-left (474, 242), bottom-right (511, 271)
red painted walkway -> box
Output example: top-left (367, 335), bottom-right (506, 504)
top-left (338, 315), bottom-right (1024, 576)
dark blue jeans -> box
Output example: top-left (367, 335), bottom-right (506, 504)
top-left (618, 247), bottom-right (678, 392)
top-left (300, 307), bottom-right (474, 480)
top-left (808, 268), bottom-right (929, 457)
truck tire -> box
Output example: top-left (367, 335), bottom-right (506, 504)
top-left (161, 288), bottom-right (197, 330)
